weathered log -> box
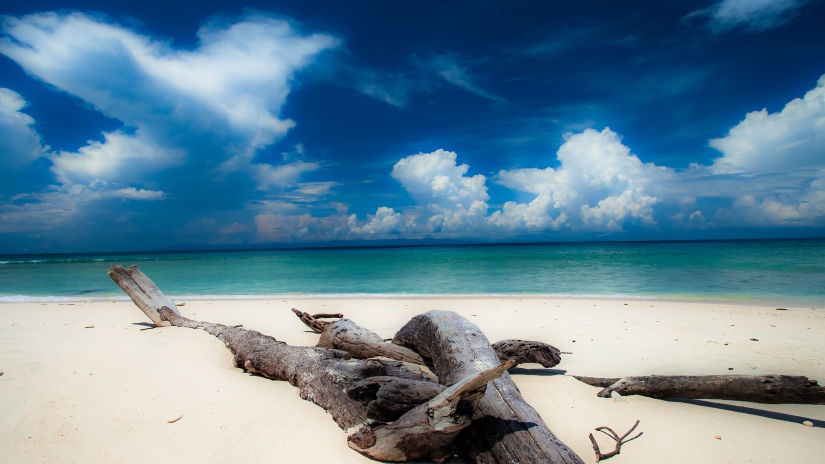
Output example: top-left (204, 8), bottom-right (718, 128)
top-left (573, 376), bottom-right (621, 388)
top-left (108, 264), bottom-right (179, 326)
top-left (158, 306), bottom-right (502, 461)
top-left (350, 360), bottom-right (515, 462)
top-left (492, 339), bottom-right (561, 368)
top-left (596, 375), bottom-right (825, 404)
top-left (111, 265), bottom-right (514, 462)
top-left (313, 312), bottom-right (345, 319)
top-left (318, 318), bottom-right (426, 365)
top-left (394, 310), bottom-right (583, 464)
top-left (294, 310), bottom-right (561, 370)
top-left (292, 308), bottom-right (334, 333)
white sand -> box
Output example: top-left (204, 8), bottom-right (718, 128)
top-left (1, 297), bottom-right (824, 463)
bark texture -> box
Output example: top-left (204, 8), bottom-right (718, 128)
top-left (394, 310), bottom-right (584, 464)
top-left (318, 318), bottom-right (426, 365)
top-left (350, 360), bottom-right (515, 462)
top-left (597, 375), bottom-right (825, 404)
top-left (492, 339), bottom-right (561, 368)
top-left (348, 376), bottom-right (446, 422)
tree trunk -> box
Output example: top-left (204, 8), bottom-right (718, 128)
top-left (595, 375), bottom-right (825, 404)
top-left (394, 310), bottom-right (584, 464)
top-left (108, 264), bottom-right (179, 326)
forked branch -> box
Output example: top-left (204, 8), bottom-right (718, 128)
top-left (589, 420), bottom-right (641, 462)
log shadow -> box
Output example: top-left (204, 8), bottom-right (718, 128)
top-left (508, 367), bottom-right (567, 376)
top-left (131, 322), bottom-right (157, 328)
top-left (667, 398), bottom-right (824, 428)
top-left (458, 417), bottom-right (540, 453)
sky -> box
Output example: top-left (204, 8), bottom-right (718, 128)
top-left (1, 0), bottom-right (824, 253)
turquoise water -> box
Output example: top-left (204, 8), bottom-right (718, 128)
top-left (1, 239), bottom-right (824, 304)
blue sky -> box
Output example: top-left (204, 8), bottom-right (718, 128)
top-left (1, 0), bottom-right (824, 253)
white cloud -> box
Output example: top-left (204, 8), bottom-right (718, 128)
top-left (710, 74), bottom-right (825, 175)
top-left (580, 189), bottom-right (658, 230)
top-left (0, 88), bottom-right (45, 170)
top-left (296, 181), bottom-right (338, 197)
top-left (0, 12), bottom-right (338, 242)
top-left (107, 187), bottom-right (166, 201)
top-left (391, 148), bottom-right (491, 234)
top-left (496, 128), bottom-right (669, 231)
top-left (391, 149), bottom-right (489, 209)
top-left (50, 130), bottom-right (183, 184)
top-left (348, 206), bottom-right (404, 235)
top-left (0, 12), bottom-right (338, 183)
top-left (351, 80), bottom-right (825, 239)
top-left (688, 0), bottom-right (810, 33)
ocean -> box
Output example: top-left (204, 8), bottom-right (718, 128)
top-left (1, 239), bottom-right (824, 304)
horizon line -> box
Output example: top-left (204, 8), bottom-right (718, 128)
top-left (2, 235), bottom-right (823, 258)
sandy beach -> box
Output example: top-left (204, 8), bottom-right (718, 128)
top-left (1, 297), bottom-right (824, 463)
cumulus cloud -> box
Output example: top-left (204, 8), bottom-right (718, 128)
top-left (352, 71), bottom-right (825, 238)
top-left (710, 75), bottom-right (825, 175)
top-left (0, 88), bottom-right (45, 170)
top-left (496, 128), bottom-right (669, 231)
top-left (688, 0), bottom-right (810, 33)
top-left (699, 74), bottom-right (825, 226)
top-left (392, 149), bottom-right (489, 209)
top-left (348, 206), bottom-right (405, 235)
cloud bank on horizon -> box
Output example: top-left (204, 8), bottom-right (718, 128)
top-left (0, 1), bottom-right (823, 252)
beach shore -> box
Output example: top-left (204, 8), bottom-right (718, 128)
top-left (1, 297), bottom-right (824, 463)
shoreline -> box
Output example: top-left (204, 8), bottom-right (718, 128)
top-left (2, 292), bottom-right (824, 308)
top-left (2, 296), bottom-right (824, 463)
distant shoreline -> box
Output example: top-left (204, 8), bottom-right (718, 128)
top-left (2, 235), bottom-right (824, 259)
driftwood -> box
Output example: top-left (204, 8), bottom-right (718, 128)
top-left (292, 308), bottom-right (337, 333)
top-left (589, 420), bottom-right (641, 462)
top-left (394, 310), bottom-right (584, 464)
top-left (492, 339), bottom-right (561, 368)
top-left (317, 317), bottom-right (426, 365)
top-left (108, 265), bottom-right (179, 326)
top-left (349, 359), bottom-right (516, 461)
top-left (293, 310), bottom-right (561, 369)
top-left (348, 376), bottom-right (446, 422)
top-left (590, 375), bottom-right (825, 404)
top-left (109, 265), bottom-right (541, 462)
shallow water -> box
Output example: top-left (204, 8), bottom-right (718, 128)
top-left (1, 239), bottom-right (824, 304)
